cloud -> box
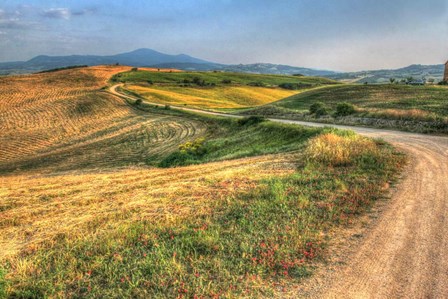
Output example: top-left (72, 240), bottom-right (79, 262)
top-left (42, 8), bottom-right (71, 20)
top-left (72, 8), bottom-right (97, 17)
top-left (0, 18), bottom-right (34, 29)
top-left (41, 7), bottom-right (97, 20)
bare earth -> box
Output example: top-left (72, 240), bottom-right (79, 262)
top-left (112, 86), bottom-right (448, 298)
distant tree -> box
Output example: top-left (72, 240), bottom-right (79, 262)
top-left (131, 67), bottom-right (138, 72)
top-left (335, 102), bottom-right (356, 117)
top-left (389, 78), bottom-right (396, 84)
top-left (309, 102), bottom-right (328, 117)
top-left (427, 78), bottom-right (435, 84)
top-left (406, 76), bottom-right (415, 83)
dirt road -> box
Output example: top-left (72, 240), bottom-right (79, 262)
top-left (110, 84), bottom-right (448, 298)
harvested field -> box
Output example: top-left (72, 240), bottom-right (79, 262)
top-left (0, 66), bottom-right (204, 174)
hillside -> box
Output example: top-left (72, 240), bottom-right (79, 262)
top-left (241, 84), bottom-right (448, 133)
top-left (327, 64), bottom-right (445, 83)
top-left (0, 49), bottom-right (216, 75)
top-left (0, 66), bottom-right (404, 298)
top-left (113, 70), bottom-right (337, 110)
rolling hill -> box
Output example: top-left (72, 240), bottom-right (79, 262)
top-left (112, 69), bottom-right (338, 110)
top-left (326, 64), bottom-right (445, 83)
top-left (0, 65), bottom-right (406, 298)
top-left (0, 49), bottom-right (217, 75)
top-left (0, 48), bottom-right (336, 77)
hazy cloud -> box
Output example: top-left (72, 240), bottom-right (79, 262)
top-left (72, 8), bottom-right (97, 16)
top-left (41, 7), bottom-right (97, 20)
top-left (42, 8), bottom-right (71, 19)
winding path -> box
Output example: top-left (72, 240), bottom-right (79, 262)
top-left (109, 84), bottom-right (448, 298)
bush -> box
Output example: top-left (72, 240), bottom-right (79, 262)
top-left (159, 138), bottom-right (207, 167)
top-left (237, 116), bottom-right (266, 126)
top-left (335, 102), bottom-right (356, 117)
top-left (305, 133), bottom-right (378, 166)
top-left (131, 67), bottom-right (138, 72)
top-left (247, 81), bottom-right (266, 87)
top-left (164, 105), bottom-right (171, 110)
top-left (278, 83), bottom-right (311, 90)
top-left (134, 99), bottom-right (143, 106)
top-left (309, 102), bottom-right (328, 117)
top-left (221, 79), bottom-right (232, 84)
top-left (438, 81), bottom-right (448, 85)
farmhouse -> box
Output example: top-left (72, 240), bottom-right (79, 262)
top-left (445, 61), bottom-right (448, 82)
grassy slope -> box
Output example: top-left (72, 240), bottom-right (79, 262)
top-left (275, 84), bottom-right (448, 117)
top-left (112, 70), bottom-right (338, 110)
top-left (242, 84), bottom-right (448, 133)
top-left (112, 70), bottom-right (337, 86)
top-left (1, 68), bottom-right (405, 298)
top-left (124, 85), bottom-right (299, 109)
top-left (1, 116), bottom-right (406, 298)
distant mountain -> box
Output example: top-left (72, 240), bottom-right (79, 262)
top-left (0, 48), bottom-right (215, 75)
top-left (0, 49), bottom-right (444, 82)
top-left (326, 64), bottom-right (445, 83)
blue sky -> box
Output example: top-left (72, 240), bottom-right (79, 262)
top-left (0, 0), bottom-right (447, 71)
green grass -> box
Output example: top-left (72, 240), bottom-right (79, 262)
top-left (111, 70), bottom-right (338, 86)
top-left (157, 118), bottom-right (321, 167)
top-left (273, 84), bottom-right (448, 117)
top-left (0, 114), bottom-right (404, 298)
top-left (241, 84), bottom-right (448, 133)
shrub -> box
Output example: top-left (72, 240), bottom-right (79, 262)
top-left (309, 102), bottom-right (328, 117)
top-left (335, 102), bottom-right (356, 117)
top-left (164, 105), bottom-right (171, 110)
top-left (305, 132), bottom-right (378, 166)
top-left (237, 116), bottom-right (266, 126)
top-left (192, 77), bottom-right (206, 86)
top-left (179, 138), bottom-right (207, 155)
top-left (159, 138), bottom-right (207, 167)
top-left (247, 81), bottom-right (266, 87)
top-left (134, 98), bottom-right (143, 106)
top-left (278, 83), bottom-right (311, 90)
top-left (131, 67), bottom-right (138, 72)
top-left (438, 81), bottom-right (448, 85)
top-left (221, 79), bottom-right (232, 84)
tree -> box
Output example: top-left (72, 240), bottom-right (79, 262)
top-left (389, 78), bottom-right (396, 84)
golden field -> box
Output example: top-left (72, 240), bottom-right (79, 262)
top-left (123, 84), bottom-right (300, 109)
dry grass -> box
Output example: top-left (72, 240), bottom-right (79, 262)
top-left (0, 66), bottom-right (203, 174)
top-left (305, 132), bottom-right (378, 166)
top-left (124, 84), bottom-right (299, 109)
top-left (0, 153), bottom-right (297, 260)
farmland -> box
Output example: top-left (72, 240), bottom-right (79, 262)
top-left (0, 67), bottom-right (405, 298)
top-left (113, 70), bottom-right (338, 110)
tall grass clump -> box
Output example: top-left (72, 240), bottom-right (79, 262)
top-left (305, 132), bottom-right (378, 166)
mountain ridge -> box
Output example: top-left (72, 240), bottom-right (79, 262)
top-left (0, 48), bottom-right (444, 82)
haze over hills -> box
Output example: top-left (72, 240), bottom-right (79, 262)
top-left (0, 48), bottom-right (444, 82)
top-left (327, 64), bottom-right (445, 83)
top-left (0, 48), bottom-right (337, 77)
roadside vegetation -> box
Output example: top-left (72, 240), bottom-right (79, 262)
top-left (1, 67), bottom-right (406, 298)
top-left (241, 84), bottom-right (448, 134)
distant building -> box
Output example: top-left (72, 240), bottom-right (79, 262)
top-left (444, 61), bottom-right (448, 82)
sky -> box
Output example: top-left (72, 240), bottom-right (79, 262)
top-left (0, 0), bottom-right (447, 72)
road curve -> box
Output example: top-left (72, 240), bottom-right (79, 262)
top-left (109, 84), bottom-right (448, 298)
